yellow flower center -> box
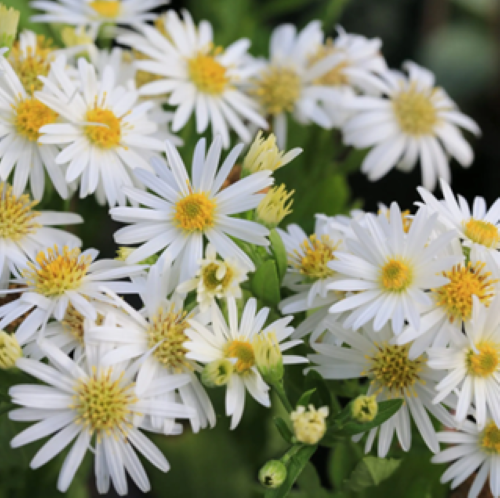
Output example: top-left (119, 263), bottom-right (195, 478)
top-left (463, 219), bottom-right (500, 248)
top-left (22, 246), bottom-right (92, 297)
top-left (380, 258), bottom-right (412, 292)
top-left (467, 343), bottom-right (499, 377)
top-left (174, 190), bottom-right (216, 233)
top-left (392, 85), bottom-right (438, 136)
top-left (309, 43), bottom-right (349, 86)
top-left (252, 66), bottom-right (302, 115)
top-left (369, 343), bottom-right (424, 395)
top-left (0, 184), bottom-right (40, 241)
top-left (14, 98), bottom-right (58, 142)
top-left (225, 339), bottom-right (255, 374)
top-left (147, 306), bottom-right (191, 372)
top-left (292, 234), bottom-right (338, 282)
top-left (62, 304), bottom-right (103, 346)
top-left (433, 261), bottom-right (497, 323)
top-left (85, 108), bottom-right (122, 149)
top-left (72, 368), bottom-right (136, 436)
top-left (188, 52), bottom-right (229, 95)
top-left (89, 1), bottom-right (121, 18)
top-left (481, 421), bottom-right (500, 454)
top-left (201, 263), bottom-right (233, 292)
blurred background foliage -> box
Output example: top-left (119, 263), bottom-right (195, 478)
top-left (1, 0), bottom-right (499, 496)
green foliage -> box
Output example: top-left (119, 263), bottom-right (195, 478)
top-left (344, 456), bottom-right (401, 493)
top-left (274, 417), bottom-right (294, 445)
top-left (251, 259), bottom-right (281, 307)
top-left (269, 230), bottom-right (288, 283)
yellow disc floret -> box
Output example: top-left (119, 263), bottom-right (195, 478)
top-left (85, 108), bottom-right (122, 149)
top-left (433, 261), bottom-right (497, 323)
top-left (89, 1), bottom-right (121, 18)
top-left (72, 367), bottom-right (136, 436)
top-left (202, 262), bottom-right (233, 292)
top-left (22, 246), bottom-right (92, 297)
top-left (380, 258), bottom-right (412, 292)
top-left (188, 51), bottom-right (229, 95)
top-left (14, 97), bottom-right (58, 142)
top-left (174, 188), bottom-right (216, 232)
top-left (392, 85), bottom-right (438, 136)
top-left (292, 234), bottom-right (339, 282)
top-left (463, 219), bottom-right (500, 248)
top-left (481, 421), bottom-right (500, 454)
top-left (146, 305), bottom-right (191, 372)
top-left (467, 343), bottom-right (500, 377)
top-left (0, 183), bottom-right (40, 241)
top-left (225, 339), bottom-right (255, 374)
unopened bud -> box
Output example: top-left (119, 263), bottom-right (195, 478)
top-left (0, 331), bottom-right (21, 369)
top-left (201, 359), bottom-right (233, 388)
top-left (256, 185), bottom-right (294, 229)
top-left (290, 404), bottom-right (329, 445)
top-left (351, 395), bottom-right (378, 423)
top-left (0, 4), bottom-right (20, 52)
top-left (258, 460), bottom-right (287, 489)
top-left (253, 332), bottom-right (283, 384)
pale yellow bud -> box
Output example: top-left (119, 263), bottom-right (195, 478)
top-left (61, 26), bottom-right (93, 48)
top-left (290, 404), bottom-right (329, 445)
top-left (0, 4), bottom-right (20, 51)
top-left (253, 332), bottom-right (283, 384)
top-left (0, 331), bottom-right (21, 369)
top-left (256, 185), bottom-right (294, 229)
top-left (258, 460), bottom-right (287, 489)
top-left (201, 359), bottom-right (233, 388)
top-left (351, 395), bottom-right (378, 423)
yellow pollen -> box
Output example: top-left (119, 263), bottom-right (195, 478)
top-left (174, 189), bottom-right (216, 233)
top-left (292, 235), bottom-right (338, 282)
top-left (380, 259), bottom-right (412, 292)
top-left (368, 343), bottom-right (424, 396)
top-left (147, 306), bottom-right (191, 373)
top-left (201, 263), bottom-right (233, 292)
top-left (467, 343), bottom-right (499, 377)
top-left (392, 85), bottom-right (438, 136)
top-left (22, 246), bottom-right (91, 297)
top-left (0, 183), bottom-right (40, 241)
top-left (62, 304), bottom-right (103, 346)
top-left (252, 66), bottom-right (301, 115)
top-left (463, 219), bottom-right (500, 248)
top-left (433, 261), bottom-right (497, 323)
top-left (85, 108), bottom-right (122, 149)
top-left (14, 97), bottom-right (58, 142)
top-left (225, 339), bottom-right (255, 374)
top-left (188, 52), bottom-right (229, 95)
top-left (72, 368), bottom-right (136, 436)
top-left (89, 1), bottom-right (121, 18)
top-left (309, 42), bottom-right (349, 86)
top-left (481, 421), bottom-right (500, 454)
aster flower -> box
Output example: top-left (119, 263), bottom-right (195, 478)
top-left (328, 203), bottom-right (458, 335)
top-left (118, 9), bottom-right (267, 148)
top-left (110, 136), bottom-right (273, 282)
top-left (184, 297), bottom-right (307, 429)
top-left (35, 56), bottom-right (165, 207)
top-left (0, 244), bottom-right (145, 347)
top-left (341, 61), bottom-right (480, 190)
top-left (9, 339), bottom-right (194, 495)
top-left (308, 321), bottom-right (455, 457)
top-left (427, 296), bottom-right (500, 429)
top-left (86, 259), bottom-right (216, 432)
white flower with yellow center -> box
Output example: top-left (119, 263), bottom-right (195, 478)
top-left (176, 243), bottom-right (248, 312)
top-left (427, 296), bottom-right (500, 430)
top-left (110, 136), bottom-right (273, 282)
top-left (9, 339), bottom-right (195, 495)
top-left (0, 244), bottom-right (144, 347)
top-left (432, 418), bottom-right (500, 498)
top-left (342, 61), bottom-right (480, 190)
top-left (0, 182), bottom-right (82, 289)
top-left (328, 203), bottom-right (459, 335)
top-left (184, 297), bottom-right (306, 429)
top-left (118, 9), bottom-right (267, 148)
top-left (309, 321), bottom-right (455, 457)
top-left (35, 56), bottom-right (164, 207)
top-left (86, 259), bottom-right (216, 433)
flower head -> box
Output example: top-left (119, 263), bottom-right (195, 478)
top-left (290, 404), bottom-right (329, 445)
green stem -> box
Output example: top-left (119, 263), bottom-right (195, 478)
top-left (281, 444), bottom-right (303, 464)
top-left (273, 381), bottom-right (293, 413)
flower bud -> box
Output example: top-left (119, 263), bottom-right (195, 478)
top-left (253, 332), bottom-right (283, 384)
top-left (351, 395), bottom-right (378, 423)
top-left (0, 4), bottom-right (20, 52)
top-left (256, 185), bottom-right (294, 229)
top-left (201, 359), bottom-right (233, 388)
top-left (258, 460), bottom-right (287, 489)
top-left (0, 331), bottom-right (21, 369)
top-left (290, 404), bottom-right (329, 445)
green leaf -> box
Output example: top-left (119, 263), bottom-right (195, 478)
top-left (273, 417), bottom-right (294, 445)
top-left (329, 441), bottom-right (363, 490)
top-left (345, 457), bottom-right (401, 493)
top-left (251, 260), bottom-right (280, 307)
top-left (264, 445), bottom-right (317, 498)
top-left (269, 229), bottom-right (288, 283)
top-left (303, 370), bottom-right (333, 412)
top-left (296, 388), bottom-right (316, 408)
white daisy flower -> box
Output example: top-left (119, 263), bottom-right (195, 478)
top-left (432, 418), bottom-right (500, 498)
top-left (118, 9), bottom-right (268, 148)
top-left (9, 339), bottom-right (194, 495)
top-left (309, 321), bottom-right (455, 457)
top-left (328, 203), bottom-right (458, 334)
top-left (184, 297), bottom-right (306, 429)
top-left (0, 244), bottom-right (145, 347)
top-left (86, 259), bottom-right (216, 432)
top-left (427, 295), bottom-right (500, 429)
top-left (341, 61), bottom-right (480, 190)
top-left (35, 56), bottom-right (165, 207)
top-left (0, 182), bottom-right (82, 289)
top-left (176, 243), bottom-right (248, 312)
top-left (110, 136), bottom-right (273, 282)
